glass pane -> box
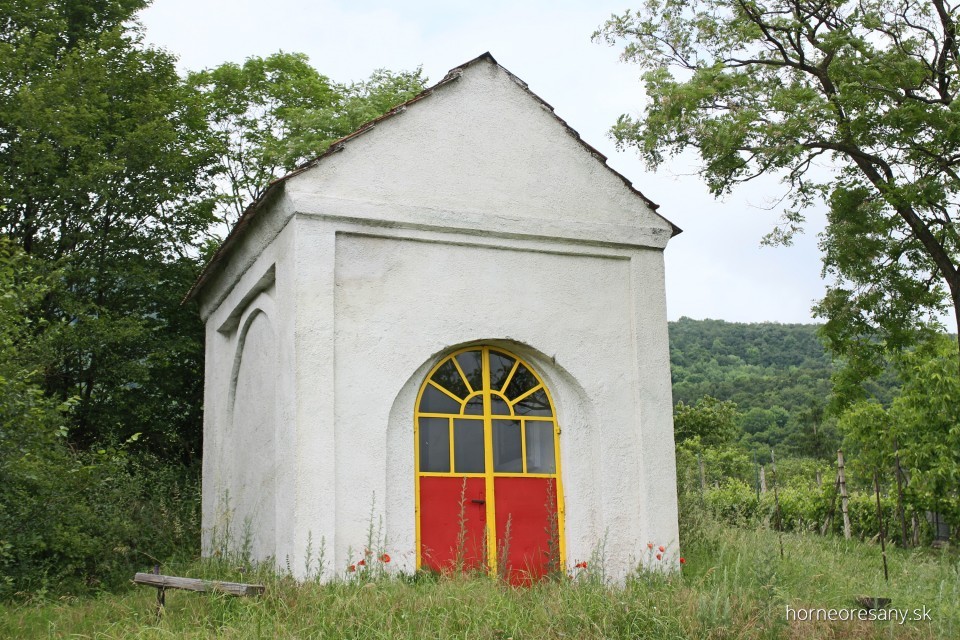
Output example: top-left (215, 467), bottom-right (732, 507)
top-left (505, 364), bottom-right (538, 400)
top-left (525, 421), bottom-right (556, 473)
top-left (464, 396), bottom-right (484, 415)
top-left (455, 350), bottom-right (483, 392)
top-left (490, 395), bottom-right (511, 415)
top-left (514, 388), bottom-right (552, 416)
top-left (431, 359), bottom-right (469, 399)
top-left (493, 419), bottom-right (523, 472)
top-left (419, 384), bottom-right (461, 414)
top-left (488, 351), bottom-right (516, 392)
top-left (419, 417), bottom-right (450, 472)
top-left (454, 419), bottom-right (485, 473)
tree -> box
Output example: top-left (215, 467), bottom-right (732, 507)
top-left (837, 400), bottom-right (893, 482)
top-left (0, 0), bottom-right (217, 457)
top-left (674, 395), bottom-right (741, 446)
top-left (889, 336), bottom-right (960, 530)
top-left (833, 335), bottom-right (960, 539)
top-left (595, 0), bottom-right (960, 378)
top-left (189, 53), bottom-right (426, 228)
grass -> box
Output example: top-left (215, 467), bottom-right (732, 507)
top-left (1, 524), bottom-right (957, 639)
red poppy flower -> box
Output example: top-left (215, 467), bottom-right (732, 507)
top-left (658, 545), bottom-right (665, 553)
top-left (348, 564), bottom-right (356, 572)
top-left (647, 542), bottom-right (654, 550)
top-left (656, 553), bottom-right (662, 561)
top-left (357, 559), bottom-right (366, 567)
top-left (575, 561), bottom-right (588, 569)
top-left (380, 553), bottom-right (391, 563)
top-left (679, 557), bottom-right (686, 565)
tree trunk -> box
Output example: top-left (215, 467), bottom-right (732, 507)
top-left (838, 450), bottom-right (852, 540)
top-left (953, 290), bottom-right (960, 377)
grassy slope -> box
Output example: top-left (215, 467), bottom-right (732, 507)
top-left (3, 525), bottom-right (956, 639)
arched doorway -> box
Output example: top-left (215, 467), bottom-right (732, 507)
top-left (414, 345), bottom-right (565, 583)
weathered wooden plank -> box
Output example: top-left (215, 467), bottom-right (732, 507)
top-left (133, 573), bottom-right (265, 596)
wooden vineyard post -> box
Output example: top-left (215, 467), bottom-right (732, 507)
top-left (873, 473), bottom-right (890, 582)
top-left (698, 454), bottom-right (706, 492)
top-left (820, 474), bottom-right (841, 536)
top-left (760, 465), bottom-right (771, 528)
top-left (893, 438), bottom-right (909, 548)
top-left (838, 450), bottom-right (852, 540)
top-left (770, 450), bottom-right (785, 559)
top-left (753, 451), bottom-right (760, 500)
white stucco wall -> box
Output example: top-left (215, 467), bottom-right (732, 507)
top-left (195, 54), bottom-right (679, 581)
top-left (330, 228), bottom-right (677, 580)
top-left (226, 307), bottom-right (277, 558)
top-left (200, 215), bottom-right (299, 566)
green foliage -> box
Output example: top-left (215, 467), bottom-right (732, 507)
top-left (669, 318), bottom-right (868, 455)
top-left (1, 447), bottom-right (200, 598)
top-left (699, 470), bottom-right (906, 542)
top-left (831, 336), bottom-right (960, 537)
top-left (0, 0), bottom-right (216, 457)
top-left (673, 395), bottom-right (739, 446)
top-left (703, 478), bottom-right (760, 525)
top-left (596, 0), bottom-right (960, 382)
top-left (701, 444), bottom-right (753, 484)
top-left (0, 2), bottom-right (216, 256)
top-left (838, 401), bottom-right (894, 479)
top-left (0, 240), bottom-right (199, 598)
top-left (189, 53), bottom-right (427, 227)
top-left (0, 241), bottom-right (70, 595)
top-left (890, 336), bottom-right (960, 526)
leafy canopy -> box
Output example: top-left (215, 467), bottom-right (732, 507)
top-left (837, 336), bottom-right (960, 525)
top-left (189, 53), bottom-right (426, 228)
top-left (674, 395), bottom-right (741, 447)
top-left (0, 0), bottom-right (217, 457)
top-left (596, 0), bottom-right (960, 378)
top-left (889, 336), bottom-right (960, 523)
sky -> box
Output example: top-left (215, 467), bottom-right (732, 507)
top-left (139, 0), bottom-right (831, 324)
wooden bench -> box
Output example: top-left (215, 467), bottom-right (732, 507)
top-left (133, 572), bottom-right (265, 616)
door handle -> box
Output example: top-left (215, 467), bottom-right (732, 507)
top-left (471, 499), bottom-right (485, 505)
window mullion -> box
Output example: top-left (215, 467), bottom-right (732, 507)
top-left (448, 417), bottom-right (454, 474)
top-left (520, 419), bottom-right (528, 474)
top-left (480, 346), bottom-right (497, 575)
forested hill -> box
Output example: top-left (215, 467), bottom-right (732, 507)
top-left (670, 317), bottom-right (832, 372)
top-left (667, 317), bottom-right (836, 453)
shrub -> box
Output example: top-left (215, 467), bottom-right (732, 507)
top-left (703, 479), bottom-right (760, 526)
top-left (0, 235), bottom-right (201, 599)
top-left (0, 444), bottom-right (200, 598)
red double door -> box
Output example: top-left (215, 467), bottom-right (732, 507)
top-left (415, 347), bottom-right (564, 584)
